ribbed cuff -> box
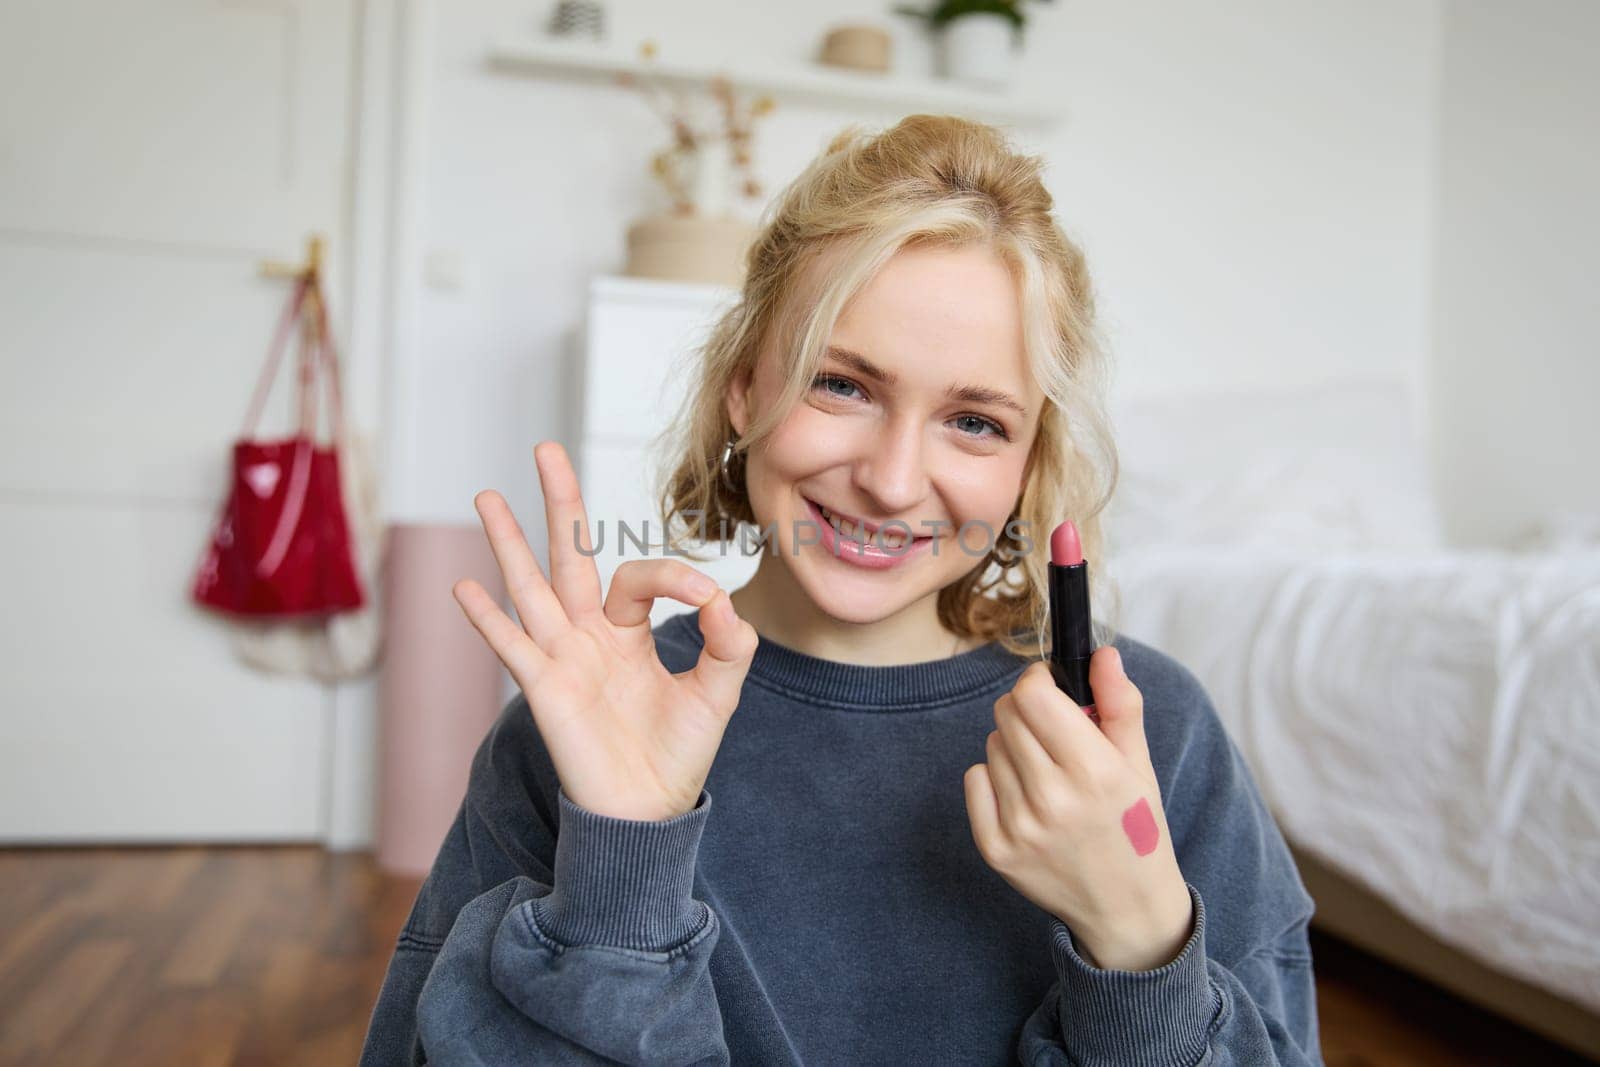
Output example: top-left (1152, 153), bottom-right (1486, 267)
top-left (1049, 882), bottom-right (1222, 1066)
top-left (532, 785), bottom-right (713, 952)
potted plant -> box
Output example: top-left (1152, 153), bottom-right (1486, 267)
top-left (894, 0), bottom-right (1052, 88)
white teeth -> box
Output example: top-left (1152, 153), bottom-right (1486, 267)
top-left (818, 504), bottom-right (856, 539)
top-left (816, 502), bottom-right (910, 548)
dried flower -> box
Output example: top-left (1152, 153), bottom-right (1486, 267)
top-left (624, 46), bottom-right (777, 214)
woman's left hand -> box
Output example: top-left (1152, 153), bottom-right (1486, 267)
top-left (963, 647), bottom-right (1195, 972)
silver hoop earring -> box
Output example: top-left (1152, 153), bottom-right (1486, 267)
top-left (718, 436), bottom-right (741, 494)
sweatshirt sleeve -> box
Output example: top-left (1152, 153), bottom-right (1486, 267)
top-left (1014, 654), bottom-right (1324, 1066)
top-left (1016, 882), bottom-right (1319, 1066)
top-left (359, 696), bottom-right (729, 1066)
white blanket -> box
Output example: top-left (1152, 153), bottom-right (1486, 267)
top-left (1112, 546), bottom-right (1600, 1013)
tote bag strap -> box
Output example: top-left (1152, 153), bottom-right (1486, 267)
top-left (249, 272), bottom-right (353, 581)
top-left (306, 270), bottom-right (349, 446)
top-left (240, 273), bottom-right (313, 440)
top-left (239, 270), bottom-right (349, 446)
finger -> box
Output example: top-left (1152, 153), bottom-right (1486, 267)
top-left (1088, 646), bottom-right (1152, 773)
top-left (994, 693), bottom-right (1059, 798)
top-left (984, 729), bottom-right (1028, 828)
top-left (473, 489), bottom-right (566, 648)
top-left (963, 764), bottom-right (1004, 860)
top-left (535, 440), bottom-right (605, 621)
top-left (604, 559), bottom-right (719, 630)
top-left (1012, 661), bottom-right (1114, 778)
top-left (452, 577), bottom-right (551, 691)
top-left (680, 589), bottom-right (758, 714)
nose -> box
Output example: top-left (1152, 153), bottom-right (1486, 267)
top-left (851, 415), bottom-right (930, 516)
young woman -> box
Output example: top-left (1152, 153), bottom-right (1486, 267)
top-left (361, 116), bottom-right (1322, 1065)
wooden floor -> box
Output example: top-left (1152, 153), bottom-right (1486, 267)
top-left (0, 846), bottom-right (421, 1065)
top-left (0, 847), bottom-right (1592, 1066)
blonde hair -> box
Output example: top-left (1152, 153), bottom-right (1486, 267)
top-left (650, 114), bottom-right (1121, 659)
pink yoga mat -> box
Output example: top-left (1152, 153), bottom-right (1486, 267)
top-left (376, 523), bottom-right (510, 876)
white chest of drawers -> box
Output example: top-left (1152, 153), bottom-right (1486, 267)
top-left (573, 275), bottom-right (760, 625)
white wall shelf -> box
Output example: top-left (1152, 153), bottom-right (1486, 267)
top-left (486, 38), bottom-right (1063, 127)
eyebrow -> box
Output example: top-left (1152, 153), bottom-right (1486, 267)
top-left (824, 345), bottom-right (1029, 419)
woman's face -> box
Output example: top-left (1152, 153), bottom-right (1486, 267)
top-left (728, 242), bottom-right (1044, 626)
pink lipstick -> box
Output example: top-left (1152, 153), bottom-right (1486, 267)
top-left (1048, 519), bottom-right (1100, 722)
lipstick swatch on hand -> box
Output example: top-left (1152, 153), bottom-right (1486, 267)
top-left (1122, 797), bottom-right (1160, 856)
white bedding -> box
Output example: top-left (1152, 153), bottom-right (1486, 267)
top-left (1111, 545), bottom-right (1600, 1013)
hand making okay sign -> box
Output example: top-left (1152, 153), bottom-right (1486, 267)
top-left (452, 441), bottom-right (759, 822)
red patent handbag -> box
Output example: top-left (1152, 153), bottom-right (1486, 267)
top-left (190, 271), bottom-right (366, 618)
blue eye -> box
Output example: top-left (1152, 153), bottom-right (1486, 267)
top-left (811, 374), bottom-right (862, 400)
top-left (953, 414), bottom-right (1009, 440)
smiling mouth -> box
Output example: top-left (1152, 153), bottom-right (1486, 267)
top-left (804, 497), bottom-right (933, 550)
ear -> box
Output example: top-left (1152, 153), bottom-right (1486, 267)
top-left (726, 366), bottom-right (752, 437)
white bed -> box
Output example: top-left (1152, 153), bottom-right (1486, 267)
top-left (1103, 380), bottom-right (1600, 1051)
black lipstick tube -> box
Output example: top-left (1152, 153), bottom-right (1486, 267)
top-left (1047, 558), bottom-right (1098, 719)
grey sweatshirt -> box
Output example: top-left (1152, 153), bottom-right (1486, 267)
top-left (360, 610), bottom-right (1323, 1065)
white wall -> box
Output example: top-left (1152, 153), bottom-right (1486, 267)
top-left (395, 0), bottom-right (1444, 534)
top-left (1047, 2), bottom-right (1441, 402)
top-left (1428, 0), bottom-right (1600, 548)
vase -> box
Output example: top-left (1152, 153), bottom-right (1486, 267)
top-left (623, 214), bottom-right (757, 288)
top-left (938, 13), bottom-right (1016, 88)
top-left (819, 24), bottom-right (893, 74)
top-left (689, 138), bottom-right (733, 220)
top-left (546, 0), bottom-right (604, 40)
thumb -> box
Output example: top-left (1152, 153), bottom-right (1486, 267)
top-left (1090, 646), bottom-right (1151, 774)
top-left (685, 590), bottom-right (758, 714)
